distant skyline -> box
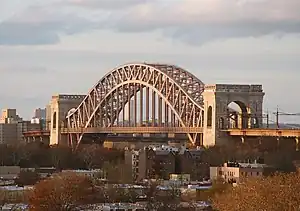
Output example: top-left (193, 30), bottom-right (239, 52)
top-left (0, 0), bottom-right (300, 123)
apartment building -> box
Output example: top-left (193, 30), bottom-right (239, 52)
top-left (210, 162), bottom-right (273, 183)
top-left (0, 124), bottom-right (18, 144)
top-left (0, 109), bottom-right (40, 144)
top-left (125, 150), bottom-right (140, 181)
top-left (125, 145), bottom-right (210, 182)
top-left (138, 146), bottom-right (176, 181)
top-left (179, 148), bottom-right (209, 181)
top-left (0, 109), bottom-right (22, 124)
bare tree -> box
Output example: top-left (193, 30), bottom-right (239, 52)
top-left (0, 189), bottom-right (7, 208)
top-left (103, 161), bottom-right (133, 184)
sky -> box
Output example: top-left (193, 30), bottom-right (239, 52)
top-left (0, 0), bottom-right (300, 123)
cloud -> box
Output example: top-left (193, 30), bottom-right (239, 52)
top-left (65, 0), bottom-right (153, 10)
top-left (0, 0), bottom-right (300, 45)
top-left (108, 0), bottom-right (300, 44)
top-left (0, 4), bottom-right (99, 45)
top-left (0, 66), bottom-right (49, 74)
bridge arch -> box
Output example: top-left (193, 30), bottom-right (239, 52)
top-left (228, 100), bottom-right (249, 129)
top-left (66, 63), bottom-right (205, 148)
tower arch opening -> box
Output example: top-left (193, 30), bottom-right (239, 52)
top-left (52, 112), bottom-right (57, 129)
top-left (207, 106), bottom-right (213, 127)
top-left (227, 101), bottom-right (248, 129)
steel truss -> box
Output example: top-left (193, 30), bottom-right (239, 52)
top-left (66, 63), bottom-right (205, 148)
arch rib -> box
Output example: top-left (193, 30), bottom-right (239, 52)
top-left (66, 63), bottom-right (205, 148)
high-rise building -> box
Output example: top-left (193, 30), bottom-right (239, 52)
top-left (0, 108), bottom-right (22, 124)
top-left (33, 108), bottom-right (46, 119)
top-left (0, 123), bottom-right (18, 144)
top-left (31, 107), bottom-right (47, 130)
top-left (0, 108), bottom-right (40, 144)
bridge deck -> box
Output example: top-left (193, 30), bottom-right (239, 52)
top-left (23, 131), bottom-right (50, 136)
top-left (61, 127), bottom-right (203, 134)
top-left (225, 128), bottom-right (300, 137)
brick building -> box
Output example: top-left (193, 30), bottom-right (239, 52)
top-left (179, 149), bottom-right (209, 181)
top-left (138, 147), bottom-right (176, 181)
top-left (125, 145), bottom-right (210, 182)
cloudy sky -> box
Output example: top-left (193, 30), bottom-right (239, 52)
top-left (0, 0), bottom-right (300, 123)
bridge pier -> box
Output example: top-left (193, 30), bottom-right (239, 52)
top-left (49, 94), bottom-right (85, 146)
top-left (258, 137), bottom-right (262, 145)
top-left (202, 84), bottom-right (264, 147)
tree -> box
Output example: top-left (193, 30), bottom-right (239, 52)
top-left (79, 144), bottom-right (106, 169)
top-left (50, 145), bottom-right (73, 170)
top-left (78, 144), bottom-right (125, 170)
top-left (157, 185), bottom-right (182, 211)
top-left (15, 170), bottom-right (40, 186)
top-left (144, 182), bottom-right (182, 211)
top-left (29, 172), bottom-right (94, 211)
top-left (105, 185), bottom-right (138, 203)
top-left (212, 173), bottom-right (300, 211)
top-left (103, 161), bottom-right (133, 183)
top-left (0, 189), bottom-right (7, 208)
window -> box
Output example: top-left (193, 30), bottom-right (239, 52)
top-left (207, 106), bottom-right (213, 127)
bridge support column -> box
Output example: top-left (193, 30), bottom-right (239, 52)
top-left (241, 136), bottom-right (245, 144)
top-left (296, 137), bottom-right (299, 151)
top-left (258, 137), bottom-right (262, 145)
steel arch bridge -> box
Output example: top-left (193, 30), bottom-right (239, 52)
top-left (65, 63), bottom-right (205, 148)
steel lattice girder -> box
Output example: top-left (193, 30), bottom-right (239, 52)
top-left (66, 63), bottom-right (205, 147)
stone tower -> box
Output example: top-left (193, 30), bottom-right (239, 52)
top-left (50, 94), bottom-right (85, 145)
top-left (202, 84), bottom-right (265, 146)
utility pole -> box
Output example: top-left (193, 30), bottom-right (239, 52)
top-left (266, 110), bottom-right (269, 128)
top-left (276, 107), bottom-right (279, 129)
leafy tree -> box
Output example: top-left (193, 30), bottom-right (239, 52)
top-left (29, 172), bottom-right (94, 211)
top-left (212, 173), bottom-right (300, 211)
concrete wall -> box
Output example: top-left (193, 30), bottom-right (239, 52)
top-left (0, 166), bottom-right (20, 180)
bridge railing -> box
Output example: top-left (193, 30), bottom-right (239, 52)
top-left (224, 128), bottom-right (300, 137)
top-left (60, 127), bottom-right (203, 134)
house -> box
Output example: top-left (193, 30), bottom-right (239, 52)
top-left (210, 162), bottom-right (272, 183)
